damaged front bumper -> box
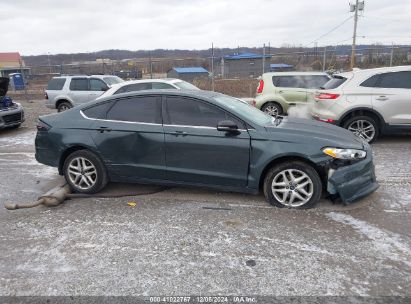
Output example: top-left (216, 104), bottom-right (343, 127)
top-left (0, 103), bottom-right (25, 129)
top-left (326, 146), bottom-right (379, 204)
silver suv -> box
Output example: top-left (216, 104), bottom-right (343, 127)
top-left (45, 75), bottom-right (123, 112)
top-left (311, 66), bottom-right (411, 143)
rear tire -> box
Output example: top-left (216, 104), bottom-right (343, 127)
top-left (262, 102), bottom-right (283, 117)
top-left (57, 101), bottom-right (72, 112)
top-left (343, 115), bottom-right (379, 143)
top-left (263, 161), bottom-right (322, 209)
top-left (63, 150), bottom-right (108, 194)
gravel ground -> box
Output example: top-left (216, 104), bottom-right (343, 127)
top-left (0, 99), bottom-right (410, 298)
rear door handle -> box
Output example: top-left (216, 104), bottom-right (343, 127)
top-left (98, 126), bottom-right (112, 133)
top-left (170, 130), bottom-right (188, 136)
top-left (376, 96), bottom-right (388, 101)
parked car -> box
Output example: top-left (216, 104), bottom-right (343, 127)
top-left (254, 72), bottom-right (331, 116)
top-left (45, 75), bottom-right (124, 112)
top-left (98, 78), bottom-right (200, 99)
top-left (311, 66), bottom-right (411, 143)
top-left (0, 77), bottom-right (25, 129)
top-left (35, 90), bottom-right (378, 209)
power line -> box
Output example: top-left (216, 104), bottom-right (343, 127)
top-left (303, 15), bottom-right (354, 47)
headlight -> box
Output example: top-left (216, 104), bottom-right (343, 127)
top-left (322, 147), bottom-right (366, 160)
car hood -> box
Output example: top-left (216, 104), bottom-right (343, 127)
top-left (263, 117), bottom-right (365, 150)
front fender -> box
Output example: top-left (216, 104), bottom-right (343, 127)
top-left (247, 133), bottom-right (328, 189)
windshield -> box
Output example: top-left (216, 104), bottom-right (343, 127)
top-left (103, 76), bottom-right (124, 86)
top-left (213, 95), bottom-right (272, 125)
top-left (173, 81), bottom-right (200, 90)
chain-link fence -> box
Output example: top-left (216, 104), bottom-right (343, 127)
top-left (14, 45), bottom-right (411, 99)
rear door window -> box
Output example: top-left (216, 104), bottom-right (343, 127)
top-left (90, 79), bottom-right (108, 91)
top-left (82, 101), bottom-right (115, 119)
top-left (69, 78), bottom-right (89, 91)
top-left (321, 76), bottom-right (347, 89)
top-left (302, 75), bottom-right (330, 89)
top-left (360, 74), bottom-right (381, 88)
top-left (376, 71), bottom-right (411, 89)
top-left (152, 82), bottom-right (175, 89)
top-left (47, 78), bottom-right (66, 90)
top-left (273, 76), bottom-right (304, 88)
top-left (106, 96), bottom-right (160, 123)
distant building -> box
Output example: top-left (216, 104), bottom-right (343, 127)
top-left (0, 52), bottom-right (30, 77)
top-left (167, 67), bottom-right (209, 81)
top-left (220, 52), bottom-right (271, 78)
top-left (270, 63), bottom-right (294, 72)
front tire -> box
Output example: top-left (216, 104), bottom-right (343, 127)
top-left (343, 115), bottom-right (379, 143)
top-left (63, 150), bottom-right (108, 194)
top-left (263, 161), bottom-right (322, 209)
top-left (57, 101), bottom-right (72, 112)
top-left (262, 102), bottom-right (283, 117)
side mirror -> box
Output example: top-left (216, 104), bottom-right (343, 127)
top-left (101, 86), bottom-right (109, 91)
top-left (217, 120), bottom-right (238, 132)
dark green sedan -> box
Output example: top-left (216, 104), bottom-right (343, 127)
top-left (35, 90), bottom-right (378, 209)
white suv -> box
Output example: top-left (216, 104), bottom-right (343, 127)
top-left (98, 78), bottom-right (200, 99)
top-left (311, 66), bottom-right (411, 143)
top-left (45, 75), bottom-right (124, 112)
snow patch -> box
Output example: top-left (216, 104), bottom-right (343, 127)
top-left (0, 152), bottom-right (56, 179)
top-left (0, 131), bottom-right (36, 147)
top-left (327, 212), bottom-right (411, 267)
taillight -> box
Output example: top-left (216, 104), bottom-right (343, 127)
top-left (315, 93), bottom-right (340, 100)
top-left (257, 79), bottom-right (264, 94)
top-left (45, 92), bottom-right (48, 100)
top-left (37, 120), bottom-right (51, 131)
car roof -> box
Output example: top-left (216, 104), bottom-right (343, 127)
top-left (88, 89), bottom-right (221, 108)
top-left (51, 75), bottom-right (118, 79)
top-left (263, 71), bottom-right (329, 76)
top-left (106, 78), bottom-right (184, 90)
top-left (334, 65), bottom-right (411, 78)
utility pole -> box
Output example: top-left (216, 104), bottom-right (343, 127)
top-left (211, 42), bottom-right (215, 91)
top-left (389, 42), bottom-right (394, 67)
top-left (149, 52), bottom-right (153, 79)
top-left (350, 0), bottom-right (364, 69)
top-left (47, 52), bottom-right (52, 74)
top-left (262, 43), bottom-right (266, 74)
top-left (323, 47), bottom-right (327, 71)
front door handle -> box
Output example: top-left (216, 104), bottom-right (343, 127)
top-left (170, 130), bottom-right (188, 136)
top-left (98, 126), bottom-right (112, 133)
top-left (376, 96), bottom-right (388, 101)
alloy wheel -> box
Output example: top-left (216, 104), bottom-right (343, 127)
top-left (347, 119), bottom-right (375, 142)
top-left (67, 157), bottom-right (98, 190)
top-left (264, 105), bottom-right (279, 117)
top-left (58, 105), bottom-right (70, 112)
top-left (271, 169), bottom-right (314, 207)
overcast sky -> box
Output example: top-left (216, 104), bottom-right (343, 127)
top-left (1, 0), bottom-right (410, 55)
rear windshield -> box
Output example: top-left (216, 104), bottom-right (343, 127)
top-left (47, 78), bottom-right (66, 90)
top-left (173, 81), bottom-right (200, 90)
top-left (321, 76), bottom-right (347, 90)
